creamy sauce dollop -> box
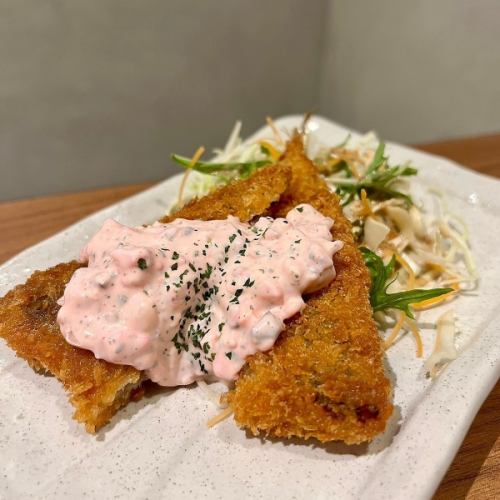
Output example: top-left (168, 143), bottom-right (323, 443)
top-left (57, 204), bottom-right (343, 386)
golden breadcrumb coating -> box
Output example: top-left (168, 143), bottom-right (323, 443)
top-left (226, 135), bottom-right (393, 444)
top-left (0, 262), bottom-right (143, 432)
top-left (160, 164), bottom-right (290, 223)
top-left (0, 164), bottom-right (291, 432)
top-left (0, 139), bottom-right (391, 443)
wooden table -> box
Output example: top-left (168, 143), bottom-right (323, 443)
top-left (1, 134), bottom-right (499, 498)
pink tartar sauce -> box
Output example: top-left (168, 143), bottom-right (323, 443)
top-left (57, 204), bottom-right (343, 386)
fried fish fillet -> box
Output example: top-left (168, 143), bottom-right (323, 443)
top-left (0, 164), bottom-right (291, 432)
top-left (0, 140), bottom-right (392, 443)
top-left (0, 261), bottom-right (143, 432)
top-left (226, 136), bottom-right (393, 444)
top-left (160, 163), bottom-right (290, 223)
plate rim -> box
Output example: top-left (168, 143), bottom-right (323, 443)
top-left (1, 114), bottom-right (499, 499)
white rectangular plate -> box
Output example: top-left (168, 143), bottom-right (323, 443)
top-left (1, 116), bottom-right (499, 500)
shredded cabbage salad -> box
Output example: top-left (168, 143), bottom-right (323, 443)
top-left (170, 118), bottom-right (478, 379)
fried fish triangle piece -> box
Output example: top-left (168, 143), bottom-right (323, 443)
top-left (0, 164), bottom-right (290, 432)
top-left (0, 260), bottom-right (142, 433)
top-left (226, 136), bottom-right (393, 444)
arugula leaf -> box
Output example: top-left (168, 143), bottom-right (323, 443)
top-left (360, 247), bottom-right (453, 319)
top-left (171, 154), bottom-right (271, 178)
top-left (333, 142), bottom-right (417, 205)
top-left (334, 133), bottom-right (351, 148)
top-left (365, 142), bottom-right (386, 176)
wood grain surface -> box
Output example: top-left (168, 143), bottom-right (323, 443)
top-left (0, 136), bottom-right (499, 498)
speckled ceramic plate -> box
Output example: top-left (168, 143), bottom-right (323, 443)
top-left (1, 116), bottom-right (499, 500)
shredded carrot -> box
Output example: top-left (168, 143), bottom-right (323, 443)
top-left (413, 284), bottom-right (458, 311)
top-left (266, 116), bottom-right (284, 146)
top-left (384, 312), bottom-right (406, 350)
top-left (395, 253), bottom-right (416, 289)
top-left (177, 146), bottom-right (205, 206)
top-left (178, 170), bottom-right (192, 207)
top-left (301, 112), bottom-right (312, 133)
top-left (379, 243), bottom-right (394, 260)
top-left (206, 407), bottom-right (233, 428)
top-left (425, 262), bottom-right (445, 274)
top-left (347, 161), bottom-right (362, 180)
top-left (258, 140), bottom-right (281, 161)
top-left (335, 149), bottom-right (363, 179)
top-left (438, 278), bottom-right (464, 287)
top-left (406, 318), bottom-right (423, 358)
top-left (359, 189), bottom-right (373, 217)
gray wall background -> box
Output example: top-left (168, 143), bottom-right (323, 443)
top-left (319, 0), bottom-right (500, 143)
top-left (1, 0), bottom-right (499, 201)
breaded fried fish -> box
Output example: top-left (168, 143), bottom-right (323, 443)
top-left (0, 140), bottom-right (391, 443)
top-left (0, 261), bottom-right (143, 432)
top-left (161, 163), bottom-right (290, 223)
top-left (226, 136), bottom-right (393, 444)
top-left (0, 164), bottom-right (291, 432)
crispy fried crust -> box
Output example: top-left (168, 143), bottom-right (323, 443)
top-left (0, 164), bottom-right (291, 432)
top-left (226, 136), bottom-right (393, 444)
top-left (160, 164), bottom-right (290, 223)
top-left (0, 141), bottom-right (391, 443)
top-left (0, 262), bottom-right (143, 432)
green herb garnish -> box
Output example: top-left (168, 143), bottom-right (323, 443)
top-left (171, 154), bottom-right (271, 178)
top-left (334, 133), bottom-right (351, 149)
top-left (365, 142), bottom-right (386, 176)
top-left (333, 143), bottom-right (417, 206)
top-left (360, 248), bottom-right (452, 319)
top-left (243, 277), bottom-right (255, 287)
top-left (137, 258), bottom-right (148, 270)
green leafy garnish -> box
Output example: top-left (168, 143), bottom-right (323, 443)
top-left (334, 133), bottom-right (351, 148)
top-left (260, 144), bottom-right (271, 155)
top-left (171, 154), bottom-right (271, 178)
top-left (365, 142), bottom-right (386, 176)
top-left (360, 248), bottom-right (452, 319)
top-left (333, 143), bottom-right (418, 206)
top-left (137, 258), bottom-right (148, 270)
